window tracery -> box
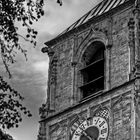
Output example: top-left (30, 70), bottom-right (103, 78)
top-left (79, 41), bottom-right (105, 98)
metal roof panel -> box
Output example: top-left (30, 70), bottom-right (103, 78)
top-left (45, 0), bottom-right (134, 46)
top-left (56, 0), bottom-right (131, 38)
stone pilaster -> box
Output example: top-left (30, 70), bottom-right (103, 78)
top-left (41, 46), bottom-right (56, 114)
top-left (37, 122), bottom-right (46, 140)
top-left (131, 2), bottom-right (140, 139)
top-left (128, 17), bottom-right (135, 79)
top-left (71, 34), bottom-right (78, 105)
top-left (133, 1), bottom-right (140, 78)
top-left (105, 17), bottom-right (113, 91)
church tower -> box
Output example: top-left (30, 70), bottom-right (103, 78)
top-left (38, 0), bottom-right (140, 139)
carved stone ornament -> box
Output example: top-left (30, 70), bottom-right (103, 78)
top-left (94, 107), bottom-right (110, 121)
top-left (39, 103), bottom-right (48, 119)
top-left (50, 56), bottom-right (58, 84)
top-left (71, 61), bottom-right (77, 67)
top-left (41, 46), bottom-right (54, 57)
top-left (128, 18), bottom-right (135, 30)
top-left (49, 121), bottom-right (67, 140)
top-left (75, 28), bottom-right (109, 63)
top-left (134, 60), bottom-right (140, 77)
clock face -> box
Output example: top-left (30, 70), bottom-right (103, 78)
top-left (72, 116), bottom-right (108, 140)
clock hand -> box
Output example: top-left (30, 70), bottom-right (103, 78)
top-left (82, 130), bottom-right (92, 140)
top-left (82, 131), bottom-right (97, 140)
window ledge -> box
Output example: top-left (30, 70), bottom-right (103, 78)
top-left (80, 90), bottom-right (104, 103)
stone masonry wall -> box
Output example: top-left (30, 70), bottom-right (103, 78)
top-left (48, 7), bottom-right (132, 112)
top-left (110, 9), bottom-right (131, 88)
top-left (53, 39), bottom-right (74, 111)
top-left (38, 2), bottom-right (139, 140)
top-left (73, 8), bottom-right (132, 102)
top-left (46, 83), bottom-right (133, 140)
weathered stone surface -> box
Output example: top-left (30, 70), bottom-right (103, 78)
top-left (110, 9), bottom-right (131, 88)
top-left (45, 85), bottom-right (133, 140)
top-left (38, 1), bottom-right (140, 140)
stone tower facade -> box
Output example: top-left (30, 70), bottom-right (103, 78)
top-left (38, 0), bottom-right (140, 139)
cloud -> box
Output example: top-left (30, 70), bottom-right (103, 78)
top-left (32, 0), bottom-right (101, 35)
top-left (33, 61), bottom-right (49, 73)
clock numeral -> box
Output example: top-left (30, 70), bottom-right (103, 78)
top-left (99, 121), bottom-right (105, 127)
top-left (77, 119), bottom-right (83, 125)
top-left (86, 120), bottom-right (90, 126)
top-left (101, 128), bottom-right (107, 134)
top-left (71, 125), bottom-right (77, 134)
top-left (95, 118), bottom-right (100, 125)
top-left (75, 120), bottom-right (81, 127)
top-left (79, 123), bottom-right (86, 131)
top-left (74, 130), bottom-right (81, 137)
top-left (71, 119), bottom-right (83, 134)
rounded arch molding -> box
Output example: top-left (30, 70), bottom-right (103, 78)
top-left (74, 29), bottom-right (111, 101)
top-left (76, 29), bottom-right (109, 63)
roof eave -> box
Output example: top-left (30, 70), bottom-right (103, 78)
top-left (44, 0), bottom-right (134, 48)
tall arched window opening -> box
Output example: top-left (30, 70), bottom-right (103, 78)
top-left (79, 41), bottom-right (105, 99)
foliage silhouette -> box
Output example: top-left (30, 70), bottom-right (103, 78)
top-left (0, 0), bottom-right (45, 137)
top-left (0, 128), bottom-right (15, 140)
top-left (0, 0), bottom-right (63, 138)
top-left (0, 0), bottom-right (44, 77)
top-left (0, 76), bottom-right (32, 129)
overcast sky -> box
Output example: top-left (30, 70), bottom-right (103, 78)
top-left (4, 0), bottom-right (102, 140)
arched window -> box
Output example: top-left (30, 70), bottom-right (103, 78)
top-left (79, 41), bottom-right (105, 99)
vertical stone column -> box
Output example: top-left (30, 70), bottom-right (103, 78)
top-left (42, 46), bottom-right (55, 113)
top-left (134, 78), bottom-right (140, 140)
top-left (133, 1), bottom-right (140, 77)
top-left (106, 17), bottom-right (113, 90)
top-left (49, 56), bottom-right (58, 111)
top-left (104, 17), bottom-right (113, 91)
top-left (105, 46), bottom-right (111, 91)
top-left (71, 34), bottom-right (78, 105)
top-left (37, 121), bottom-right (46, 140)
top-left (134, 0), bottom-right (140, 59)
top-left (128, 17), bottom-right (135, 78)
top-left (131, 2), bottom-right (140, 139)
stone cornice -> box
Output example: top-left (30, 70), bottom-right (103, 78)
top-left (39, 78), bottom-right (135, 123)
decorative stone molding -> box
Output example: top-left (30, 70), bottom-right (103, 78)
top-left (76, 28), bottom-right (109, 63)
top-left (47, 56), bottom-right (58, 112)
top-left (128, 2), bottom-right (140, 79)
top-left (37, 122), bottom-right (46, 140)
top-left (50, 56), bottom-right (58, 85)
top-left (135, 0), bottom-right (140, 9)
top-left (134, 78), bottom-right (140, 138)
top-left (39, 103), bottom-right (49, 119)
top-left (128, 17), bottom-right (135, 78)
top-left (94, 106), bottom-right (110, 121)
top-left (133, 12), bottom-right (140, 61)
top-left (134, 78), bottom-right (140, 93)
top-left (71, 61), bottom-right (77, 68)
top-left (134, 60), bottom-right (140, 78)
top-left (128, 18), bottom-right (135, 29)
top-left (41, 46), bottom-right (54, 57)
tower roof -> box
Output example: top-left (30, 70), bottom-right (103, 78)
top-left (45, 0), bottom-right (134, 46)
